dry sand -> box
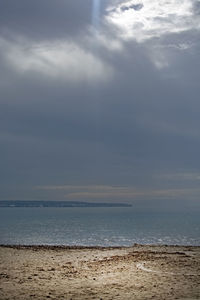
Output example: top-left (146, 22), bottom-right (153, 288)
top-left (0, 245), bottom-right (199, 300)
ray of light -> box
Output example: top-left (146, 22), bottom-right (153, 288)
top-left (92, 0), bottom-right (100, 30)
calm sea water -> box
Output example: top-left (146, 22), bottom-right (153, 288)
top-left (0, 207), bottom-right (199, 246)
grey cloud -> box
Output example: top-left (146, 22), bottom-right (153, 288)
top-left (0, 0), bottom-right (200, 207)
top-left (121, 3), bottom-right (144, 11)
top-left (0, 0), bottom-right (94, 41)
top-left (192, 0), bottom-right (200, 14)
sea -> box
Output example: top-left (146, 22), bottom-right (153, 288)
top-left (0, 207), bottom-right (199, 246)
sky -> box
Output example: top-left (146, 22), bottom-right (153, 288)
top-left (0, 0), bottom-right (200, 210)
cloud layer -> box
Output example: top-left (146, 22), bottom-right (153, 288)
top-left (0, 0), bottom-right (200, 210)
top-left (0, 37), bottom-right (113, 82)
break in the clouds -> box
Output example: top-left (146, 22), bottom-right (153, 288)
top-left (0, 0), bottom-right (200, 210)
top-left (105, 0), bottom-right (200, 69)
top-left (35, 184), bottom-right (200, 201)
top-left (106, 0), bottom-right (200, 42)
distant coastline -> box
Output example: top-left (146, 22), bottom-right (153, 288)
top-left (0, 200), bottom-right (132, 208)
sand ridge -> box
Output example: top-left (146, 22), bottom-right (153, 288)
top-left (0, 245), bottom-right (199, 299)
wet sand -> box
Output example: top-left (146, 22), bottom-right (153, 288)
top-left (0, 245), bottom-right (200, 300)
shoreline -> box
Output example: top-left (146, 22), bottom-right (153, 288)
top-left (1, 244), bottom-right (199, 299)
top-left (1, 243), bottom-right (200, 249)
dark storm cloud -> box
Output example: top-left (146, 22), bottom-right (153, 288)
top-left (121, 3), bottom-right (144, 12)
top-left (0, 0), bottom-right (94, 40)
top-left (0, 0), bottom-right (200, 208)
top-left (192, 0), bottom-right (200, 14)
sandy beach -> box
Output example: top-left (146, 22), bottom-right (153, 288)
top-left (0, 244), bottom-right (199, 300)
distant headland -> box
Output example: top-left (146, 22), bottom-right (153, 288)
top-left (0, 200), bottom-right (132, 208)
